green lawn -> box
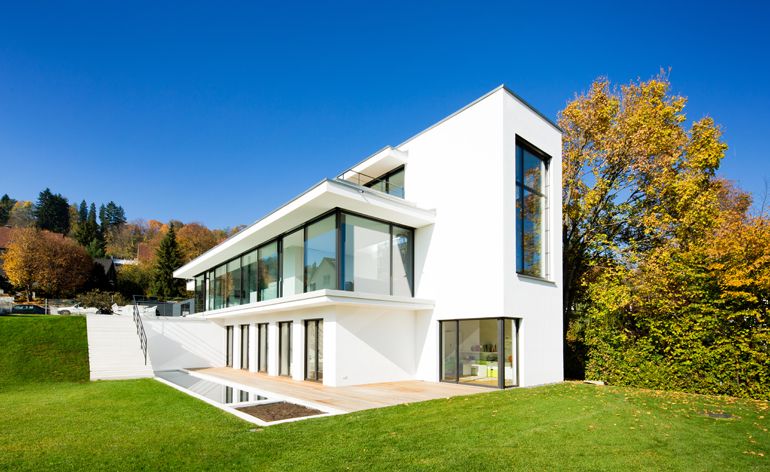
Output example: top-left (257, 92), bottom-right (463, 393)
top-left (0, 314), bottom-right (89, 386)
top-left (1, 315), bottom-right (768, 471)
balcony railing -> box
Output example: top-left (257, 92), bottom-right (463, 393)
top-left (337, 170), bottom-right (405, 198)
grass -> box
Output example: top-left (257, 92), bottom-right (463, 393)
top-left (0, 314), bottom-right (89, 387)
top-left (0, 315), bottom-right (768, 471)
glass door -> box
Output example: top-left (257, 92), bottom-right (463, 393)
top-left (305, 319), bottom-right (323, 381)
top-left (225, 325), bottom-right (234, 368)
top-left (440, 318), bottom-right (519, 388)
top-left (278, 321), bottom-right (292, 376)
top-left (240, 324), bottom-right (249, 370)
top-left (257, 323), bottom-right (268, 373)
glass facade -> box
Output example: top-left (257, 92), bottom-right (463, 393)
top-left (440, 318), bottom-right (519, 388)
top-left (516, 142), bottom-right (548, 278)
top-left (279, 321), bottom-right (292, 376)
top-left (193, 210), bottom-right (414, 313)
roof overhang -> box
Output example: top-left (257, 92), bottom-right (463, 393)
top-left (174, 178), bottom-right (435, 279)
top-left (337, 146), bottom-right (407, 185)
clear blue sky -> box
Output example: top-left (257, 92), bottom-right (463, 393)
top-left (1, 1), bottom-right (769, 228)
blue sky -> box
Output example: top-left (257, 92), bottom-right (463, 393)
top-left (1, 1), bottom-right (769, 228)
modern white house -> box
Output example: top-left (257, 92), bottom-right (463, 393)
top-left (173, 85), bottom-right (563, 389)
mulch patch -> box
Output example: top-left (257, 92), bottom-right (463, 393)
top-left (237, 402), bottom-right (323, 422)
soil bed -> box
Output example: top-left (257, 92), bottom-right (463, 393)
top-left (237, 402), bottom-right (323, 422)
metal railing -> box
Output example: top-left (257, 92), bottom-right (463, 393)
top-left (132, 297), bottom-right (149, 365)
top-left (337, 170), bottom-right (405, 198)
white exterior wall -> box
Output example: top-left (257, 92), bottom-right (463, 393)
top-left (143, 317), bottom-right (225, 371)
top-left (400, 88), bottom-right (563, 386)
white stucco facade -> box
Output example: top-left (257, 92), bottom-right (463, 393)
top-left (173, 85), bottom-right (563, 388)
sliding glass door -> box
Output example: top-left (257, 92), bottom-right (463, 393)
top-left (257, 323), bottom-right (268, 373)
top-left (278, 321), bottom-right (292, 376)
top-left (440, 318), bottom-right (519, 388)
top-left (305, 319), bottom-right (323, 381)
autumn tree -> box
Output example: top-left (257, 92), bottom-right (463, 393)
top-left (3, 228), bottom-right (92, 300)
top-left (560, 72), bottom-right (727, 377)
top-left (7, 201), bottom-right (35, 227)
top-left (177, 223), bottom-right (219, 262)
top-left (152, 224), bottom-right (185, 298)
top-left (34, 188), bottom-right (70, 234)
top-left (3, 228), bottom-right (38, 300)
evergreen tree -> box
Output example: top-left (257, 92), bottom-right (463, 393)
top-left (102, 201), bottom-right (126, 228)
top-left (84, 203), bottom-right (105, 257)
top-left (0, 194), bottom-right (17, 225)
top-left (152, 224), bottom-right (185, 298)
top-left (34, 188), bottom-right (70, 234)
top-left (78, 200), bottom-right (88, 224)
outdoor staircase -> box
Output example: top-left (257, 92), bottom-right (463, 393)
top-left (86, 314), bottom-right (154, 380)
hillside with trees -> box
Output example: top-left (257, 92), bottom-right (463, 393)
top-left (0, 188), bottom-right (235, 302)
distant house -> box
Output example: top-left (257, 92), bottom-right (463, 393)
top-left (93, 258), bottom-right (118, 290)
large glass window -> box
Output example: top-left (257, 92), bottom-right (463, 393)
top-left (342, 214), bottom-right (390, 294)
top-left (197, 210), bottom-right (415, 312)
top-left (440, 318), bottom-right (519, 388)
top-left (226, 259), bottom-right (242, 307)
top-left (214, 265), bottom-right (226, 310)
top-left (516, 142), bottom-right (548, 278)
top-left (258, 241), bottom-right (279, 301)
top-left (392, 225), bottom-right (413, 296)
top-left (305, 215), bottom-right (337, 291)
top-left (281, 229), bottom-right (304, 297)
top-left (242, 250), bottom-right (258, 304)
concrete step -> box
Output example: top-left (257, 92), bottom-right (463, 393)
top-left (86, 314), bottom-right (154, 381)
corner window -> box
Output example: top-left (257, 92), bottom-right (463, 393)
top-left (516, 140), bottom-right (548, 278)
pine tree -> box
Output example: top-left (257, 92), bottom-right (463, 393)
top-left (0, 194), bottom-right (17, 225)
top-left (34, 188), bottom-right (70, 234)
top-left (152, 224), bottom-right (185, 298)
top-left (78, 200), bottom-right (88, 224)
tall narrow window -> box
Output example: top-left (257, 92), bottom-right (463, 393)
top-left (391, 225), bottom-right (413, 296)
top-left (240, 324), bottom-right (249, 370)
top-left (257, 323), bottom-right (268, 373)
top-left (278, 321), bottom-right (292, 376)
top-left (225, 325), bottom-right (234, 367)
top-left (194, 274), bottom-right (205, 313)
top-left (214, 266), bottom-right (226, 310)
top-left (516, 141), bottom-right (548, 278)
top-left (305, 319), bottom-right (323, 381)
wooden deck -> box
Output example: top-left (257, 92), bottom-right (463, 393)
top-left (193, 367), bottom-right (493, 413)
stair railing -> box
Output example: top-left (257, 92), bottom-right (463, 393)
top-left (132, 298), bottom-right (149, 365)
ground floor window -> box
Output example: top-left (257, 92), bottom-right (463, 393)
top-left (305, 319), bottom-right (323, 382)
top-left (278, 321), bottom-right (292, 376)
top-left (257, 323), bottom-right (268, 373)
top-left (225, 325), bottom-right (234, 368)
top-left (240, 324), bottom-right (249, 370)
top-left (440, 318), bottom-right (519, 388)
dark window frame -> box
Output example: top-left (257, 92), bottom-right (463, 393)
top-left (240, 324), bottom-right (249, 370)
top-left (194, 208), bottom-right (415, 313)
top-left (438, 317), bottom-right (520, 389)
top-left (304, 319), bottom-right (323, 382)
top-left (225, 325), bottom-right (234, 368)
top-left (257, 322), bottom-right (268, 373)
top-left (515, 137), bottom-right (550, 279)
top-left (278, 321), bottom-right (292, 377)
top-left (363, 165), bottom-right (406, 198)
